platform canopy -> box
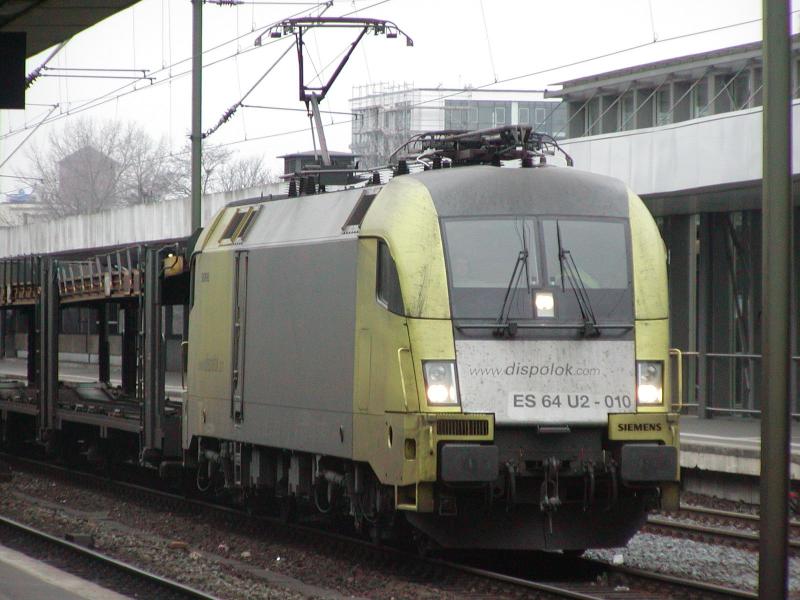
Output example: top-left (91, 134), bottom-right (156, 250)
top-left (0, 0), bottom-right (139, 58)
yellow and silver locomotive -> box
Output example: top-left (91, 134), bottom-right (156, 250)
top-left (185, 127), bottom-right (679, 551)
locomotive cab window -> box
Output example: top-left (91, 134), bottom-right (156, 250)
top-left (219, 207), bottom-right (258, 244)
top-left (442, 218), bottom-right (539, 320)
top-left (377, 241), bottom-right (404, 315)
top-left (441, 216), bottom-right (633, 325)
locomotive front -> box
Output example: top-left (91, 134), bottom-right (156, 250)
top-left (362, 164), bottom-right (679, 551)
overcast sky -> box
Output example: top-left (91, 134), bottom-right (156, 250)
top-left (0, 0), bottom-right (791, 193)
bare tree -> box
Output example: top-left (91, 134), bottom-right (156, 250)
top-left (121, 126), bottom-right (182, 205)
top-left (28, 118), bottom-right (274, 218)
top-left (215, 154), bottom-right (275, 192)
top-left (169, 142), bottom-right (233, 197)
top-left (27, 117), bottom-right (180, 217)
top-left (170, 143), bottom-right (274, 195)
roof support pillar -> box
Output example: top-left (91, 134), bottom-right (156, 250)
top-left (759, 0), bottom-right (793, 597)
top-left (191, 0), bottom-right (203, 233)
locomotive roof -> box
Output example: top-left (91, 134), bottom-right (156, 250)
top-left (203, 165), bottom-right (630, 253)
top-left (409, 165), bottom-right (630, 219)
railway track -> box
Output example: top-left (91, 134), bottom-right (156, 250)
top-left (0, 512), bottom-right (219, 600)
top-left (0, 454), bottom-right (758, 600)
top-left (680, 503), bottom-right (800, 534)
top-left (646, 504), bottom-right (800, 554)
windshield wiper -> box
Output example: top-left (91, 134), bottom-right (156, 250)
top-left (557, 222), bottom-right (600, 338)
top-left (495, 245), bottom-right (530, 338)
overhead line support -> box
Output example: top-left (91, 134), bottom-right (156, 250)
top-left (759, 1), bottom-right (793, 598)
top-left (191, 0), bottom-right (203, 234)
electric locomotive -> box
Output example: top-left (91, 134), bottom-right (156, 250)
top-left (185, 127), bottom-right (679, 551)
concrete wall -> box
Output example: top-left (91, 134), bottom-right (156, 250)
top-left (559, 100), bottom-right (800, 196)
top-left (0, 183), bottom-right (284, 258)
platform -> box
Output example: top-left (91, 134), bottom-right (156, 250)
top-left (0, 543), bottom-right (129, 600)
top-left (680, 415), bottom-right (800, 479)
top-left (0, 357), bottom-right (184, 394)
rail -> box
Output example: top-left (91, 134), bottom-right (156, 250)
top-left (0, 513), bottom-right (219, 599)
top-left (669, 349), bottom-right (800, 418)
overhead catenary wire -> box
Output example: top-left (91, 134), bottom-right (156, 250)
top-left (0, 105), bottom-right (59, 171)
top-left (26, 40), bottom-right (70, 89)
top-left (202, 41), bottom-right (294, 138)
top-left (0, 7), bottom-right (780, 170)
top-left (242, 104), bottom-right (354, 115)
top-left (0, 2), bottom-right (332, 141)
top-left (341, 0), bottom-right (392, 17)
top-left (479, 0), bottom-right (498, 83)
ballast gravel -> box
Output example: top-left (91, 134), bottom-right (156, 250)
top-left (2, 468), bottom-right (797, 598)
top-left (587, 531), bottom-right (800, 593)
top-left (0, 470), bottom-right (525, 600)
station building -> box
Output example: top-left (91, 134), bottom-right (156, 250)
top-left (547, 36), bottom-right (800, 417)
top-left (349, 83), bottom-right (566, 167)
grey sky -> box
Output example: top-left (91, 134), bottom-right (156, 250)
top-left (0, 0), bottom-right (784, 188)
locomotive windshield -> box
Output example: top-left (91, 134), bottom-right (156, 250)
top-left (442, 216), bottom-right (633, 326)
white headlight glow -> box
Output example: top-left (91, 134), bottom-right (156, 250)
top-left (636, 361), bottom-right (664, 405)
top-left (535, 291), bottom-right (555, 318)
top-left (423, 361), bottom-right (460, 406)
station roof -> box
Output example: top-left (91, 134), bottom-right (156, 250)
top-left (278, 150), bottom-right (357, 159)
top-left (0, 0), bottom-right (139, 58)
top-left (546, 35), bottom-right (800, 101)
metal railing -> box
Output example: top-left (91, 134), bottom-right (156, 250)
top-left (57, 247), bottom-right (143, 301)
top-left (669, 349), bottom-right (800, 418)
top-left (0, 256), bottom-right (40, 306)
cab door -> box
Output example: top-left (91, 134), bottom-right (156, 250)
top-left (231, 250), bottom-right (248, 424)
top-left (354, 239), bottom-right (418, 415)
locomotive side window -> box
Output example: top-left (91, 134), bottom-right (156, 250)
top-left (377, 241), bottom-right (404, 315)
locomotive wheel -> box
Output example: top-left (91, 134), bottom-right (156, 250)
top-left (278, 495), bottom-right (297, 523)
top-left (414, 532), bottom-right (435, 558)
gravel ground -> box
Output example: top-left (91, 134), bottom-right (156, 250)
top-left (0, 470), bottom-right (527, 600)
top-left (6, 467), bottom-right (798, 599)
top-left (681, 491), bottom-right (762, 516)
top-left (587, 531), bottom-right (800, 593)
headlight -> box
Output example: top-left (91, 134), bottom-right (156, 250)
top-left (423, 361), bottom-right (459, 406)
top-left (636, 361), bottom-right (663, 405)
top-left (535, 291), bottom-right (555, 318)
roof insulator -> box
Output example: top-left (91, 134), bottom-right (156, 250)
top-left (397, 159), bottom-right (409, 175)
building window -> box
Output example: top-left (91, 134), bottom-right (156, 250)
top-left (733, 70), bottom-right (750, 109)
top-left (585, 96), bottom-right (600, 135)
top-left (495, 106), bottom-right (506, 125)
top-left (619, 91), bottom-right (635, 130)
top-left (478, 105), bottom-right (493, 129)
top-left (655, 88), bottom-right (672, 126)
top-left (795, 59), bottom-right (800, 98)
top-left (534, 107), bottom-right (546, 126)
top-left (752, 67), bottom-right (763, 105)
top-left (519, 107), bottom-right (530, 124)
top-left (691, 78), bottom-right (709, 118)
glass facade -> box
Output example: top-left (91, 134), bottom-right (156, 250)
top-left (443, 99), bottom-right (565, 138)
top-left (561, 52), bottom-right (800, 139)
